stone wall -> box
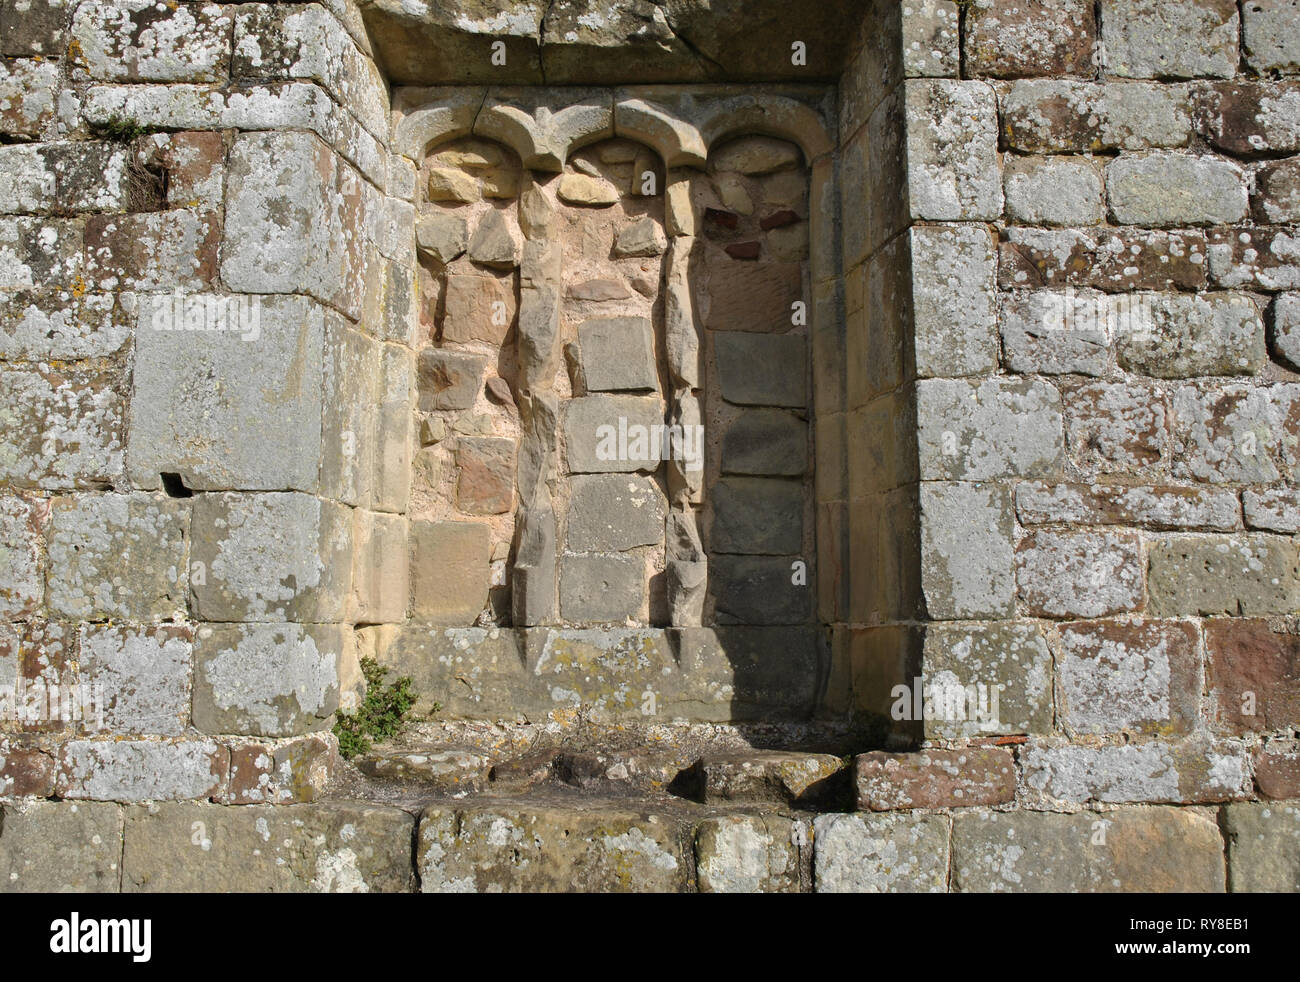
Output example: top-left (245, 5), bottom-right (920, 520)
top-left (1, 0), bottom-right (1299, 893)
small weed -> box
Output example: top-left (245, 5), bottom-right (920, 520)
top-left (94, 115), bottom-right (148, 143)
top-left (333, 657), bottom-right (424, 760)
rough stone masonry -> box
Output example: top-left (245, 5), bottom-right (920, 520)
top-left (1, 0), bottom-right (1299, 893)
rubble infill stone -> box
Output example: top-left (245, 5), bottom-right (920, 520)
top-left (854, 748), bottom-right (1015, 811)
top-left (418, 804), bottom-right (690, 893)
top-left (356, 749), bottom-right (490, 793)
top-left (122, 801), bottom-right (416, 892)
top-left (951, 806), bottom-right (1226, 892)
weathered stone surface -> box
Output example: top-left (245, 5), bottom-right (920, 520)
top-left (686, 751), bottom-right (844, 807)
top-left (0, 800), bottom-right (122, 891)
top-left (226, 734), bottom-right (335, 805)
top-left (565, 474), bottom-right (666, 552)
top-left (1107, 153), bottom-right (1247, 227)
top-left (357, 749), bottom-right (489, 793)
top-left (710, 478), bottom-right (802, 555)
top-left (1016, 530), bottom-right (1143, 619)
top-left (1057, 619), bottom-right (1199, 735)
top-left (1001, 80), bottom-right (1195, 152)
top-left (1205, 618), bottom-right (1300, 734)
top-left (1208, 226), bottom-right (1300, 291)
top-left (922, 621), bottom-right (1053, 738)
top-left (191, 493), bottom-right (352, 623)
top-left (562, 395), bottom-right (664, 473)
top-left (0, 493), bottom-right (45, 619)
top-left (124, 802), bottom-right (415, 892)
top-left (559, 554), bottom-right (643, 622)
top-left (1170, 377), bottom-right (1300, 482)
top-left (0, 741), bottom-right (56, 797)
top-left (193, 624), bottom-right (341, 738)
top-left (410, 520), bottom-right (490, 624)
top-left (964, 0), bottom-right (1095, 78)
top-left (0, 58), bottom-right (58, 136)
top-left (906, 224), bottom-right (997, 378)
top-left (1243, 0), bottom-right (1300, 74)
top-left (1004, 155), bottom-right (1103, 226)
top-left (442, 271), bottom-right (518, 345)
top-left (1102, 0), bottom-right (1239, 79)
top-left (1017, 482), bottom-right (1240, 531)
top-left (695, 815), bottom-right (800, 893)
top-left (1066, 380), bottom-right (1166, 477)
top-left (919, 482), bottom-right (1015, 620)
top-left (456, 437), bottom-right (516, 515)
top-left (1149, 535), bottom-right (1300, 616)
top-left (814, 813), bottom-right (949, 893)
top-left (999, 227), bottom-right (1206, 292)
top-left (721, 410), bottom-right (806, 476)
top-left (1244, 487), bottom-right (1300, 532)
top-left (557, 173), bottom-right (619, 206)
top-left (917, 377), bottom-right (1064, 480)
top-left (711, 556), bottom-right (811, 625)
top-left (999, 288), bottom-right (1110, 375)
top-left (417, 348), bottom-right (485, 412)
top-left (351, 511), bottom-right (409, 625)
top-left (1255, 742), bottom-right (1300, 800)
top-left (1114, 292), bottom-right (1265, 377)
top-left (427, 166), bottom-right (477, 203)
top-left (0, 364), bottom-right (123, 490)
top-left (1023, 736), bottom-right (1250, 805)
top-left (129, 293), bottom-right (324, 492)
top-left (419, 804), bottom-right (687, 892)
top-left (58, 739), bottom-right (226, 802)
top-left (79, 624), bottom-right (192, 737)
top-left (71, 0), bottom-right (231, 82)
top-left (703, 258), bottom-right (803, 334)
top-left (47, 493), bottom-right (187, 621)
top-left (1223, 802), bottom-right (1300, 892)
top-left (578, 317), bottom-right (658, 392)
top-left (612, 216), bottom-right (667, 258)
top-left (1200, 82), bottom-right (1300, 156)
top-left (713, 332), bottom-right (806, 407)
top-left (0, 142), bottom-right (128, 214)
top-left (952, 807), bottom-right (1226, 892)
top-left (854, 748), bottom-right (1015, 811)
top-left (0, 290), bottom-right (130, 362)
top-left (415, 212), bottom-right (467, 265)
top-left (905, 80), bottom-right (1002, 221)
top-left (467, 207), bottom-right (521, 269)
top-left (1259, 159), bottom-right (1300, 224)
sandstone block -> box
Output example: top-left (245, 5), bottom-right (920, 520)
top-left (905, 80), bottom-right (1002, 221)
top-left (922, 621), bottom-right (1053, 738)
top-left (578, 317), bottom-right (658, 392)
top-left (911, 223), bottom-right (998, 377)
top-left (713, 332), bottom-right (806, 407)
top-left (1149, 534), bottom-right (1300, 616)
top-left (1205, 618), bottom-right (1300, 734)
top-left (1016, 530), bottom-right (1143, 619)
top-left (917, 377), bottom-right (1064, 480)
top-left (562, 394), bottom-right (664, 473)
top-left (919, 482), bottom-right (1015, 620)
top-left (710, 556), bottom-right (811, 625)
top-left (1115, 292), bottom-right (1264, 377)
top-left (1223, 802), bottom-right (1300, 892)
top-left (814, 813), bottom-right (949, 893)
top-left (721, 410), bottom-right (806, 476)
top-left (79, 624), bottom-right (192, 737)
top-left (695, 815), bottom-right (801, 893)
top-left (1101, 0), bottom-right (1239, 79)
top-left (1243, 0), bottom-right (1300, 74)
top-left (565, 474), bottom-right (666, 553)
top-left (1004, 154), bottom-right (1104, 226)
top-left (854, 748), bottom-right (1016, 811)
top-left (0, 364), bottom-right (122, 489)
top-left (710, 478), bottom-right (802, 555)
top-left (410, 520), bottom-right (490, 624)
top-left (1107, 153), bottom-right (1247, 226)
top-left (559, 554), bottom-right (644, 622)
top-left (58, 739), bottom-right (226, 802)
top-left (416, 348), bottom-right (485, 412)
top-left (964, 0), bottom-right (1095, 78)
top-left (0, 800), bottom-right (122, 892)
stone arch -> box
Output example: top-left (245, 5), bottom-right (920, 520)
top-left (612, 98), bottom-right (708, 170)
top-left (392, 87), bottom-right (485, 160)
top-left (696, 94), bottom-right (833, 163)
top-left (474, 89), bottom-right (615, 172)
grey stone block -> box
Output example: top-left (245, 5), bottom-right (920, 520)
top-left (47, 492), bottom-right (188, 620)
top-left (721, 409), bottom-right (807, 475)
top-left (911, 223), bottom-right (998, 377)
top-left (1223, 802), bottom-right (1300, 892)
top-left (919, 482), bottom-right (1015, 620)
top-left (696, 815), bottom-right (801, 893)
top-left (1107, 153), bottom-right (1247, 227)
top-left (917, 377), bottom-right (1064, 480)
top-left (711, 555), bottom-right (811, 625)
top-left (410, 520), bottom-right (490, 624)
top-left (710, 478), bottom-right (802, 555)
top-left (814, 813), bottom-right (949, 893)
top-left (192, 623), bottom-right (342, 737)
top-left (1102, 0), bottom-right (1239, 79)
top-left (191, 492), bottom-right (353, 623)
top-left (565, 474), bottom-right (666, 552)
top-left (562, 394), bottom-right (664, 473)
top-left (559, 554), bottom-right (644, 622)
top-left (714, 331), bottom-right (806, 407)
top-left (416, 348), bottom-right (485, 412)
top-left (79, 624), bottom-right (192, 736)
top-left (922, 621), bottom-right (1053, 739)
top-left (0, 800), bottom-right (123, 892)
top-left (578, 317), bottom-right (658, 392)
top-left (128, 293), bottom-right (324, 492)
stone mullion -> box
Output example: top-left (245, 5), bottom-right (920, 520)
top-left (663, 171), bottom-right (706, 626)
top-left (511, 181), bottom-right (563, 625)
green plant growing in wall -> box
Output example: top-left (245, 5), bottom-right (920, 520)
top-left (93, 115), bottom-right (149, 142)
top-left (333, 657), bottom-right (424, 760)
